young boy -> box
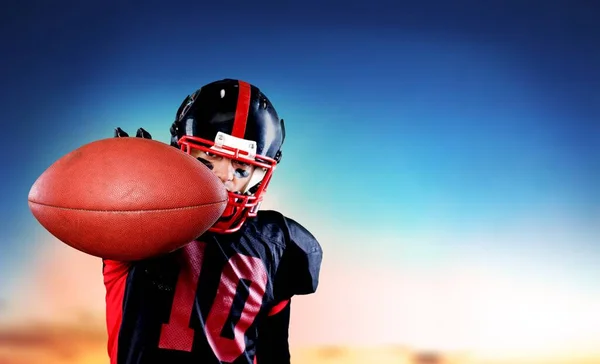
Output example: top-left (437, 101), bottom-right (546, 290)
top-left (103, 79), bottom-right (323, 364)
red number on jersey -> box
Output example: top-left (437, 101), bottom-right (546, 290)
top-left (158, 241), bottom-right (205, 351)
top-left (205, 253), bottom-right (268, 362)
top-left (158, 241), bottom-right (269, 362)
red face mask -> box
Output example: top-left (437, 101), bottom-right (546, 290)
top-left (178, 133), bottom-right (277, 234)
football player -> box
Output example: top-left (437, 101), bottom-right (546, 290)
top-left (103, 79), bottom-right (323, 364)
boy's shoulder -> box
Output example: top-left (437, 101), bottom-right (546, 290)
top-left (246, 210), bottom-right (318, 245)
top-left (248, 210), bottom-right (323, 298)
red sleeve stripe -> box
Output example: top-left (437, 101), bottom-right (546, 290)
top-left (103, 259), bottom-right (131, 364)
top-left (231, 80), bottom-right (251, 138)
top-left (268, 299), bottom-right (290, 316)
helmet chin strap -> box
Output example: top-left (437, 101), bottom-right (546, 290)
top-left (242, 168), bottom-right (266, 194)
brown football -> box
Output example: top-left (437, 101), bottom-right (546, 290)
top-left (27, 137), bottom-right (227, 261)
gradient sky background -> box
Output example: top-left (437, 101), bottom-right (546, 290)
top-left (1, 0), bottom-right (599, 362)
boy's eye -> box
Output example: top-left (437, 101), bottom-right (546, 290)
top-left (196, 157), bottom-right (213, 170)
top-left (235, 169), bottom-right (250, 178)
top-left (204, 151), bottom-right (218, 158)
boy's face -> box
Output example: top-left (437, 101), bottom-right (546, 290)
top-left (190, 149), bottom-right (255, 194)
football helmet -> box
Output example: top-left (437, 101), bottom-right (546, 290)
top-left (170, 79), bottom-right (285, 234)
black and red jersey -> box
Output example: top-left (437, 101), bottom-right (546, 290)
top-left (102, 210), bottom-right (322, 364)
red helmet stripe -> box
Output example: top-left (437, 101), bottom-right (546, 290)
top-left (232, 80), bottom-right (251, 138)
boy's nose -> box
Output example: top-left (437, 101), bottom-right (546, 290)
top-left (212, 159), bottom-right (235, 184)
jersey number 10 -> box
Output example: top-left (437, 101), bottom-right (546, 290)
top-left (158, 241), bottom-right (268, 362)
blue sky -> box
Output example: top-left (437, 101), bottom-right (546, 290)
top-left (1, 0), bottom-right (598, 325)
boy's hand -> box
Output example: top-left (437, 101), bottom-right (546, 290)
top-left (114, 127), bottom-right (152, 139)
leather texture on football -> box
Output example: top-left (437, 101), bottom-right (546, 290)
top-left (28, 137), bottom-right (228, 261)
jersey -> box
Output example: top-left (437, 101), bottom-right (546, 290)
top-left (102, 210), bottom-right (323, 364)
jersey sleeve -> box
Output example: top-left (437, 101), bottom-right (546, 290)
top-left (255, 300), bottom-right (291, 364)
top-left (274, 217), bottom-right (323, 300)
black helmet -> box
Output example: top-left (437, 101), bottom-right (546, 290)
top-left (170, 78), bottom-right (285, 162)
top-left (170, 79), bottom-right (286, 233)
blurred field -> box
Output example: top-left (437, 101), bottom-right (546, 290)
top-left (1, 322), bottom-right (599, 364)
top-left (294, 346), bottom-right (600, 364)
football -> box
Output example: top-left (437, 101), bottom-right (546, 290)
top-left (28, 137), bottom-right (228, 261)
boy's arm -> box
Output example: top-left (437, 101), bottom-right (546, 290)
top-left (255, 300), bottom-right (292, 364)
